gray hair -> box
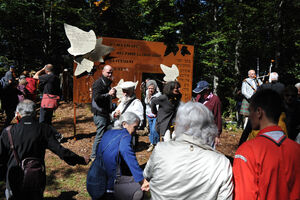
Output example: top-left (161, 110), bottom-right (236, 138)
top-left (175, 101), bottom-right (218, 145)
top-left (295, 83), bottom-right (300, 90)
top-left (146, 80), bottom-right (158, 90)
top-left (269, 72), bottom-right (279, 81)
top-left (16, 99), bottom-right (36, 117)
top-left (114, 112), bottom-right (140, 129)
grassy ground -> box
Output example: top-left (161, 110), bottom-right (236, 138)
top-left (0, 102), bottom-right (242, 199)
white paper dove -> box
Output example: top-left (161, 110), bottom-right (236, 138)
top-left (64, 23), bottom-right (114, 76)
top-left (114, 79), bottom-right (124, 101)
top-left (160, 64), bottom-right (179, 82)
top-left (64, 23), bottom-right (96, 56)
top-left (86, 38), bottom-right (114, 63)
top-left (74, 58), bottom-right (94, 76)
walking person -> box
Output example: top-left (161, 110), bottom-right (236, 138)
top-left (90, 65), bottom-right (116, 160)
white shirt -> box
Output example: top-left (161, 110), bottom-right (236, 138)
top-left (241, 78), bottom-right (262, 99)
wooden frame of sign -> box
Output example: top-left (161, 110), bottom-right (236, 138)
top-left (72, 37), bottom-right (194, 138)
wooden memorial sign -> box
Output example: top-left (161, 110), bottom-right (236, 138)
top-left (73, 37), bottom-right (194, 104)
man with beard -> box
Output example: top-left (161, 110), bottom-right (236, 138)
top-left (90, 65), bottom-right (116, 160)
top-left (112, 81), bottom-right (144, 149)
top-left (193, 80), bottom-right (222, 146)
top-left (112, 81), bottom-right (144, 126)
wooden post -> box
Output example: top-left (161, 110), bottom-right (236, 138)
top-left (73, 103), bottom-right (77, 140)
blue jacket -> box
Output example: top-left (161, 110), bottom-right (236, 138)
top-left (98, 128), bottom-right (144, 190)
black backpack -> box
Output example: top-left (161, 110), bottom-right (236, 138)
top-left (6, 126), bottom-right (46, 196)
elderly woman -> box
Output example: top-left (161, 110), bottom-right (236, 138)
top-left (151, 81), bottom-right (181, 141)
top-left (143, 102), bottom-right (233, 199)
top-left (144, 80), bottom-right (161, 152)
top-left (98, 112), bottom-right (148, 200)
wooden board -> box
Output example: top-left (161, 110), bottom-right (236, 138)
top-left (73, 37), bottom-right (194, 103)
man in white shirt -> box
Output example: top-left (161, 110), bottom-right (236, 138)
top-left (239, 69), bottom-right (262, 146)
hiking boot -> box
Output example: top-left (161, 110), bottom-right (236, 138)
top-left (147, 144), bottom-right (154, 152)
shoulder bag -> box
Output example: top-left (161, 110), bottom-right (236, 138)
top-left (6, 126), bottom-right (46, 195)
top-left (41, 94), bottom-right (60, 109)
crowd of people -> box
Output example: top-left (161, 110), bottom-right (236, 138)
top-left (0, 63), bottom-right (299, 199)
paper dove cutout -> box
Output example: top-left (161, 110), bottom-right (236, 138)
top-left (85, 38), bottom-right (114, 63)
top-left (64, 23), bottom-right (96, 56)
top-left (74, 58), bottom-right (94, 76)
top-left (114, 79), bottom-right (124, 101)
top-left (64, 23), bottom-right (114, 76)
top-left (160, 64), bottom-right (179, 82)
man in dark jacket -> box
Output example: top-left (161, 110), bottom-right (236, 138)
top-left (258, 72), bottom-right (285, 96)
top-left (33, 64), bottom-right (61, 125)
top-left (90, 65), bottom-right (116, 159)
top-left (0, 99), bottom-right (90, 199)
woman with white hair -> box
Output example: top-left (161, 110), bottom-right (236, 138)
top-left (143, 101), bottom-right (233, 199)
top-left (97, 112), bottom-right (149, 200)
top-left (144, 80), bottom-right (161, 152)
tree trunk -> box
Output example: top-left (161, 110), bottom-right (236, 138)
top-left (213, 4), bottom-right (218, 93)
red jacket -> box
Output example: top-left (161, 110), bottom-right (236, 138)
top-left (233, 126), bottom-right (300, 200)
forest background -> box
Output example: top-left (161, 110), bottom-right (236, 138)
top-left (0, 0), bottom-right (299, 115)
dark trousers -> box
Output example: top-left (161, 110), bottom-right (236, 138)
top-left (39, 107), bottom-right (54, 125)
top-left (238, 120), bottom-right (252, 146)
top-left (4, 107), bottom-right (15, 127)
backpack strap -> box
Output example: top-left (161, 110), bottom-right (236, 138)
top-left (6, 126), bottom-right (21, 165)
top-left (121, 97), bottom-right (136, 114)
top-left (243, 79), bottom-right (257, 92)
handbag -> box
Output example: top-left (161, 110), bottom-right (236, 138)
top-left (86, 133), bottom-right (124, 200)
top-left (113, 136), bottom-right (142, 200)
top-left (41, 94), bottom-right (60, 109)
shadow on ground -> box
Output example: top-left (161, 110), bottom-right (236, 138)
top-left (44, 191), bottom-right (78, 200)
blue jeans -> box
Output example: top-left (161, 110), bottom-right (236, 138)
top-left (147, 116), bottom-right (160, 145)
top-left (39, 107), bottom-right (54, 125)
top-left (91, 114), bottom-right (110, 158)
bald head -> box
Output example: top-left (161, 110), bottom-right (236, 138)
top-left (45, 64), bottom-right (54, 73)
top-left (102, 65), bottom-right (113, 79)
top-left (269, 72), bottom-right (279, 82)
top-left (248, 70), bottom-right (256, 79)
